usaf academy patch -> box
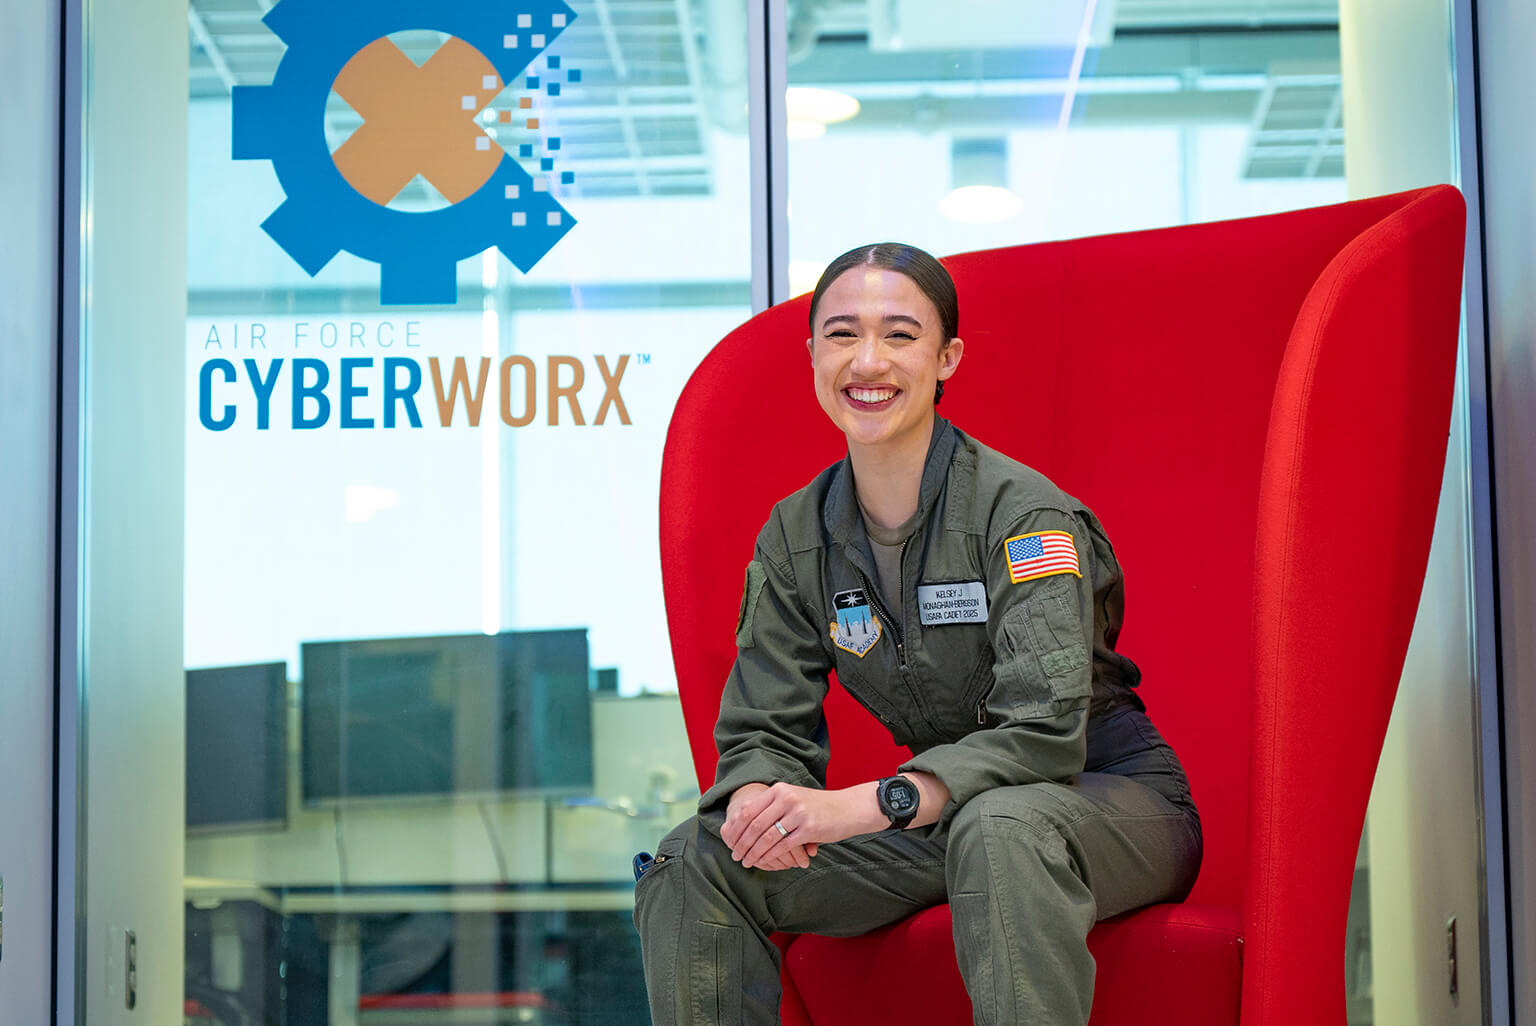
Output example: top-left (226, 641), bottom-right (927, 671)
top-left (830, 588), bottom-right (882, 658)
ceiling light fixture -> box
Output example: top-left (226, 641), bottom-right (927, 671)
top-left (786, 86), bottom-right (861, 124)
top-left (785, 86), bottom-right (860, 141)
top-left (938, 138), bottom-right (1023, 224)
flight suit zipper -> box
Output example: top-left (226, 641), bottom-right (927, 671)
top-left (857, 567), bottom-right (905, 666)
top-left (850, 537), bottom-right (953, 737)
top-left (856, 538), bottom-right (909, 668)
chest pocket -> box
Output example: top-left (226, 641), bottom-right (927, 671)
top-left (994, 574), bottom-right (1091, 720)
top-left (910, 620), bottom-right (995, 740)
top-left (831, 649), bottom-right (920, 746)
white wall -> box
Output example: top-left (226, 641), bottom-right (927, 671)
top-left (78, 0), bottom-right (189, 1022)
top-left (0, 1), bottom-right (60, 1023)
top-left (1340, 0), bottom-right (1487, 1022)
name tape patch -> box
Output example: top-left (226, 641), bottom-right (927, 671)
top-left (917, 581), bottom-right (988, 625)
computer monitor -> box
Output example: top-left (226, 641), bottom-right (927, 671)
top-left (185, 661), bottom-right (289, 832)
top-left (300, 629), bottom-right (593, 804)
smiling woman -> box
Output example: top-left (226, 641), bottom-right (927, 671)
top-left (633, 242), bottom-right (1203, 1026)
top-left (806, 245), bottom-right (964, 464)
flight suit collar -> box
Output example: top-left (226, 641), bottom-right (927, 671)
top-left (823, 417), bottom-right (959, 574)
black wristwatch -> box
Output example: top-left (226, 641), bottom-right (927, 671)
top-left (877, 775), bottom-right (920, 831)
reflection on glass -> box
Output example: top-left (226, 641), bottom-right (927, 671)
top-left (300, 632), bottom-right (594, 802)
top-left (784, 0), bottom-right (1347, 288)
top-left (186, 663), bottom-right (288, 833)
top-left (184, 0), bottom-right (743, 1020)
top-left (184, 903), bottom-right (647, 1025)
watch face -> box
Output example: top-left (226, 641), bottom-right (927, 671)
top-left (886, 781), bottom-right (917, 812)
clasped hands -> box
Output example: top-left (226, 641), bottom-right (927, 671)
top-left (721, 780), bottom-right (877, 872)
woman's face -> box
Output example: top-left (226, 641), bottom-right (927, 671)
top-left (807, 265), bottom-right (963, 452)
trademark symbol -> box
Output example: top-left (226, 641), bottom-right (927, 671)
top-left (637, 353), bottom-right (652, 365)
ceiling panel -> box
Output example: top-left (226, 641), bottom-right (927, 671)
top-left (190, 0), bottom-right (1345, 197)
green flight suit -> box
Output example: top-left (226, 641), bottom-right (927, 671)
top-left (635, 418), bottom-right (1202, 1025)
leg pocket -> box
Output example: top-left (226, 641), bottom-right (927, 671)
top-left (690, 922), bottom-right (743, 1026)
top-left (635, 833), bottom-right (688, 889)
top-left (950, 892), bottom-right (997, 1026)
top-left (1058, 775), bottom-right (1203, 920)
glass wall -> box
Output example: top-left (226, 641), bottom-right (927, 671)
top-left (65, 1), bottom-right (1482, 1024)
top-left (179, 2), bottom-right (748, 1022)
top-left (780, 1), bottom-right (1347, 286)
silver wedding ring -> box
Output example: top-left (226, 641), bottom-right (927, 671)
top-left (774, 820), bottom-right (789, 838)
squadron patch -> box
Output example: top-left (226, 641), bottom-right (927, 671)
top-left (1005, 530), bottom-right (1082, 584)
top-left (830, 588), bottom-right (882, 658)
top-left (735, 560), bottom-right (767, 649)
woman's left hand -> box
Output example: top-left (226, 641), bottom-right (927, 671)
top-left (725, 781), bottom-right (880, 870)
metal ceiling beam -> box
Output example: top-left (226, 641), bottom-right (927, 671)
top-left (553, 153), bottom-right (709, 173)
top-left (188, 4), bottom-right (237, 94)
top-left (593, 0), bottom-right (650, 195)
top-left (1113, 0), bottom-right (1338, 27)
top-left (794, 69), bottom-right (1288, 102)
top-left (672, 0), bottom-right (713, 174)
top-left (1303, 85), bottom-right (1342, 177)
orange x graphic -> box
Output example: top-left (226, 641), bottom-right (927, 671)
top-left (331, 37), bottom-right (505, 206)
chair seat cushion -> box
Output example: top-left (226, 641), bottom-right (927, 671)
top-left (783, 902), bottom-right (1241, 1026)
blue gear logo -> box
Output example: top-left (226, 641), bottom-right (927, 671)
top-left (232, 0), bottom-right (578, 305)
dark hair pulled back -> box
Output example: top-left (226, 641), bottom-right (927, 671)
top-left (807, 242), bottom-right (959, 342)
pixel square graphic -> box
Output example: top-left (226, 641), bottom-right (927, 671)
top-left (232, 0), bottom-right (579, 305)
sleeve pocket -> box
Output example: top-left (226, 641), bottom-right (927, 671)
top-left (735, 560), bottom-right (767, 649)
top-left (995, 576), bottom-right (1091, 717)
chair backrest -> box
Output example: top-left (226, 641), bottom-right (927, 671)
top-left (1244, 188), bottom-right (1464, 1021)
top-left (659, 187), bottom-right (1464, 933)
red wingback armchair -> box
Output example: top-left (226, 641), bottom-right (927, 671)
top-left (658, 185), bottom-right (1466, 1026)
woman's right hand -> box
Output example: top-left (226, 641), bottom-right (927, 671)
top-left (723, 783), bottom-right (820, 870)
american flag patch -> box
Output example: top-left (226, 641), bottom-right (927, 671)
top-left (1005, 531), bottom-right (1081, 584)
